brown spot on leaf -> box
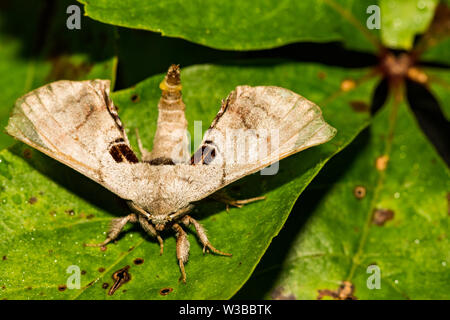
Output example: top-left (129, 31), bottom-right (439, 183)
top-left (23, 149), bottom-right (32, 159)
top-left (340, 79), bottom-right (356, 92)
top-left (65, 209), bottom-right (75, 216)
top-left (100, 246), bottom-right (107, 252)
top-left (317, 281), bottom-right (357, 300)
top-left (159, 287), bottom-right (173, 296)
top-left (271, 287), bottom-right (296, 300)
top-left (318, 71), bottom-right (326, 79)
top-left (102, 283), bottom-right (109, 289)
top-left (447, 193), bottom-right (450, 216)
top-left (133, 258), bottom-right (144, 265)
top-left (375, 155), bottom-right (389, 171)
top-left (81, 270), bottom-right (86, 275)
top-left (353, 186), bottom-right (366, 199)
top-left (350, 101), bottom-right (369, 113)
top-left (372, 209), bottom-right (394, 226)
top-left (86, 214), bottom-right (95, 220)
top-left (128, 246), bottom-right (135, 252)
top-left (98, 267), bottom-right (105, 273)
top-left (131, 94), bottom-right (140, 103)
top-left (58, 284), bottom-right (67, 292)
top-left (2, 256), bottom-right (6, 261)
top-left (28, 197), bottom-right (37, 204)
top-left (337, 281), bottom-right (357, 300)
top-left (26, 286), bottom-right (32, 290)
top-left (108, 265), bottom-right (131, 296)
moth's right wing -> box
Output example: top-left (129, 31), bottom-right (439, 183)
top-left (6, 80), bottom-right (139, 199)
top-left (184, 85), bottom-right (337, 203)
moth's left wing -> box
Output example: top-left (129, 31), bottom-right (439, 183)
top-left (184, 85), bottom-right (337, 203)
top-left (6, 80), bottom-right (139, 199)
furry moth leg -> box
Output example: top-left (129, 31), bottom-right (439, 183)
top-left (181, 215), bottom-right (232, 257)
top-left (138, 215), bottom-right (164, 255)
top-left (85, 213), bottom-right (138, 247)
top-left (210, 190), bottom-right (265, 212)
top-left (172, 223), bottom-right (190, 283)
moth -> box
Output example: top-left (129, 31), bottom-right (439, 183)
top-left (6, 65), bottom-right (336, 282)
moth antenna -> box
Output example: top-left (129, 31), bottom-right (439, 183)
top-left (150, 64), bottom-right (190, 164)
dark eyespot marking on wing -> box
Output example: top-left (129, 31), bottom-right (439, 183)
top-left (109, 142), bottom-right (139, 163)
top-left (147, 157), bottom-right (175, 165)
top-left (111, 137), bottom-right (125, 144)
top-left (190, 142), bottom-right (217, 165)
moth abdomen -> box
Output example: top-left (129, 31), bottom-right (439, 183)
top-left (150, 64), bottom-right (190, 164)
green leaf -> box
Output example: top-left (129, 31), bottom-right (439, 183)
top-left (0, 0), bottom-right (117, 150)
top-left (78, 0), bottom-right (380, 52)
top-left (236, 95), bottom-right (449, 300)
top-left (421, 37), bottom-right (450, 65)
top-left (425, 67), bottom-right (450, 120)
top-left (0, 62), bottom-right (377, 299)
top-left (0, 2), bottom-right (49, 150)
top-left (380, 0), bottom-right (439, 50)
top-left (115, 28), bottom-right (242, 89)
top-left (418, 2), bottom-right (450, 65)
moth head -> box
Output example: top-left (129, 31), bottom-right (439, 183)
top-left (150, 204), bottom-right (195, 231)
top-left (151, 215), bottom-right (168, 231)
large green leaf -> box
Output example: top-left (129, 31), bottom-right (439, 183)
top-left (236, 95), bottom-right (449, 300)
top-left (380, 0), bottom-right (438, 50)
top-left (425, 67), bottom-right (450, 120)
top-left (78, 0), bottom-right (380, 52)
top-left (0, 62), bottom-right (377, 299)
top-left (418, 2), bottom-right (450, 65)
top-left (115, 28), bottom-right (242, 89)
top-left (0, 0), bottom-right (116, 149)
top-left (421, 37), bottom-right (450, 66)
